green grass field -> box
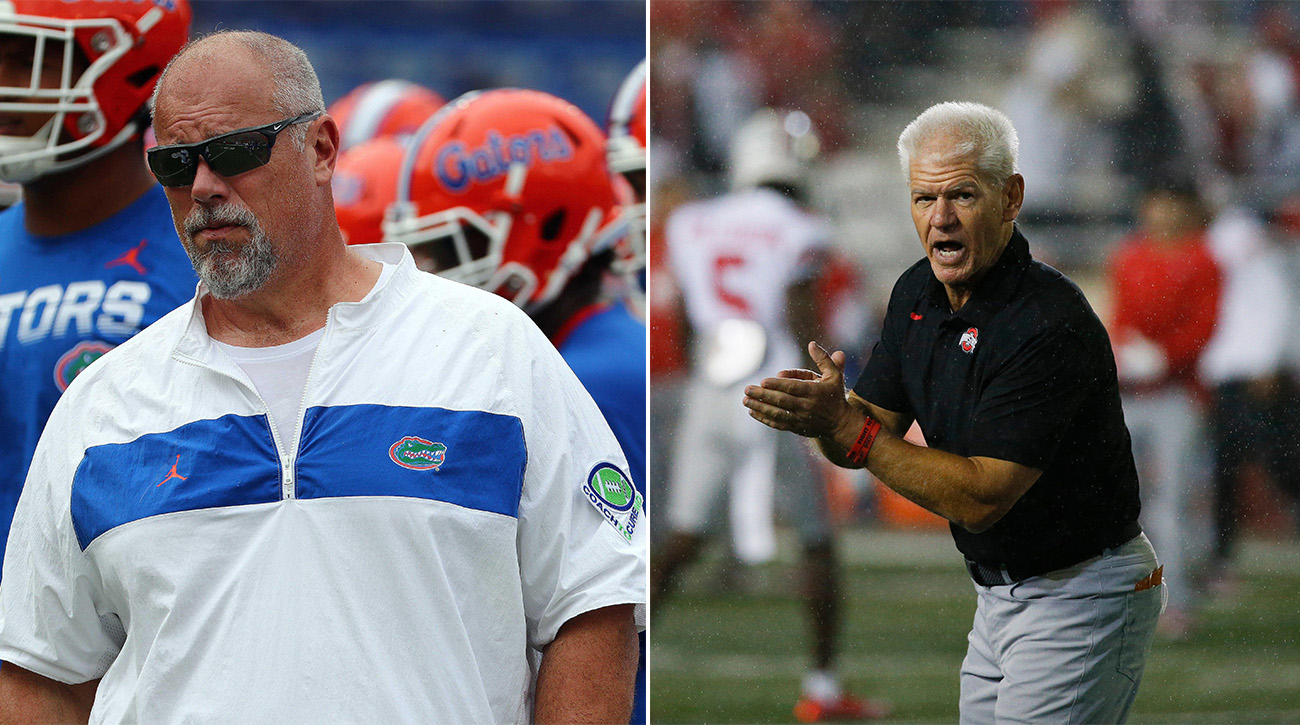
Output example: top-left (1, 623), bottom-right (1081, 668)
top-left (650, 529), bottom-right (1300, 724)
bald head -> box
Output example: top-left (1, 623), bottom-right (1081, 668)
top-left (153, 30), bottom-right (325, 148)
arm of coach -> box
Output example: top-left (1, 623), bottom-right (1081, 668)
top-left (534, 604), bottom-right (638, 724)
top-left (0, 666), bottom-right (97, 722)
top-left (744, 342), bottom-right (1042, 534)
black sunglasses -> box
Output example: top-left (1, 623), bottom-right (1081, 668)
top-left (147, 111), bottom-right (323, 188)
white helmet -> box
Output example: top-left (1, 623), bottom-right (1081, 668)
top-left (729, 108), bottom-right (820, 191)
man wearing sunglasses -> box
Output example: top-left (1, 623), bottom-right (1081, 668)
top-left (0, 30), bottom-right (644, 723)
top-left (0, 0), bottom-right (195, 593)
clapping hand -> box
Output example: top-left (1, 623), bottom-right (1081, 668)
top-left (743, 342), bottom-right (851, 439)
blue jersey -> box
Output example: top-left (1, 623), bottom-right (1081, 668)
top-left (0, 186), bottom-right (197, 568)
top-left (556, 301), bottom-right (647, 496)
top-left (554, 298), bottom-right (648, 725)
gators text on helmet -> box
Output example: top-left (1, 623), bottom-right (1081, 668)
top-left (385, 88), bottom-right (626, 313)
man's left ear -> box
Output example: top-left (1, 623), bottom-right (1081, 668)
top-left (312, 114), bottom-right (341, 186)
top-left (1003, 173), bottom-right (1025, 222)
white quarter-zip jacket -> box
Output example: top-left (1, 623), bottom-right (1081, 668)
top-left (0, 243), bottom-right (646, 723)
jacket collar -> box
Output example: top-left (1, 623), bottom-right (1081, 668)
top-left (172, 242), bottom-right (420, 367)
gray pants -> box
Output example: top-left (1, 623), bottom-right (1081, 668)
top-left (959, 534), bottom-right (1164, 724)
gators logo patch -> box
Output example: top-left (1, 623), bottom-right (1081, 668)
top-left (54, 341), bottom-right (114, 392)
top-left (388, 436), bottom-right (447, 471)
top-left (583, 463), bottom-right (642, 541)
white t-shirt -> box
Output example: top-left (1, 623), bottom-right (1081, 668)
top-left (212, 263), bottom-right (395, 455)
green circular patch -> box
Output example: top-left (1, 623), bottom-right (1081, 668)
top-left (590, 464), bottom-right (634, 511)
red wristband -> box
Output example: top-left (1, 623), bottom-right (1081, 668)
top-left (845, 415), bottom-right (881, 465)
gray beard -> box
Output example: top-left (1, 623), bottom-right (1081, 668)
top-left (181, 204), bottom-right (278, 300)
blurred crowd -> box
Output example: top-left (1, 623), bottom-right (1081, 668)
top-left (650, 0), bottom-right (1300, 641)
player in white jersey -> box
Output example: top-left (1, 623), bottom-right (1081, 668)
top-left (651, 109), bottom-right (889, 722)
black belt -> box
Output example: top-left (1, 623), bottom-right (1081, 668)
top-left (964, 521), bottom-right (1143, 587)
top-left (965, 560), bottom-right (1015, 587)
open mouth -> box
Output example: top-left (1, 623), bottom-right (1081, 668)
top-left (932, 240), bottom-right (965, 264)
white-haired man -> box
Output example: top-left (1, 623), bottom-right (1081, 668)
top-left (744, 101), bottom-right (1163, 722)
top-left (0, 31), bottom-right (644, 723)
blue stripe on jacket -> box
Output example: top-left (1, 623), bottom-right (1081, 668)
top-left (72, 413), bottom-right (282, 550)
top-left (296, 404), bottom-right (525, 517)
top-left (71, 405), bottom-right (527, 549)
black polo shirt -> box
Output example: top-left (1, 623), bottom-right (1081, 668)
top-left (853, 227), bottom-right (1141, 579)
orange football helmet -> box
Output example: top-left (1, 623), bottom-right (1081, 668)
top-left (0, 0), bottom-right (191, 182)
top-left (333, 136), bottom-right (405, 246)
top-left (328, 79), bottom-right (445, 152)
top-left (385, 88), bottom-right (626, 312)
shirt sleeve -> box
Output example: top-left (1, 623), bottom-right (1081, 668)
top-left (0, 399), bottom-right (123, 683)
top-left (511, 318), bottom-right (647, 650)
top-left (1158, 247), bottom-right (1221, 378)
top-left (966, 324), bottom-right (1095, 469)
top-left (851, 276), bottom-right (912, 415)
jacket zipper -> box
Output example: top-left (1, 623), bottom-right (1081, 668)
top-left (283, 313), bottom-right (332, 500)
top-left (175, 314), bottom-right (331, 501)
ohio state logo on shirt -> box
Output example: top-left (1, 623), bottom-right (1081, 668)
top-left (960, 327), bottom-right (979, 354)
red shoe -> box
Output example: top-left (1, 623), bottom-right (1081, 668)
top-left (794, 693), bottom-right (892, 722)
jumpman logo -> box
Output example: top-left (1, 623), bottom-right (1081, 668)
top-left (106, 240), bottom-right (149, 275)
top-left (156, 454), bottom-right (187, 488)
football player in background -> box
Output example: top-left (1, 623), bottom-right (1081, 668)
top-left (651, 108), bottom-right (889, 722)
top-left (385, 87), bottom-right (648, 720)
top-left (606, 59), bottom-right (646, 308)
top-left (0, 0), bottom-right (194, 574)
top-left (329, 78), bottom-right (444, 153)
top-left (330, 79), bottom-right (443, 245)
top-left (386, 88), bottom-right (645, 496)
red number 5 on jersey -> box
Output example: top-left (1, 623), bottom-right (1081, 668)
top-left (712, 255), bottom-right (751, 314)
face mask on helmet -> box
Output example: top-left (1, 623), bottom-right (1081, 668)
top-left (609, 174), bottom-right (644, 278)
top-left (386, 195), bottom-right (505, 285)
top-left (0, 0), bottom-right (191, 184)
top-left (606, 59), bottom-right (646, 279)
top-left (606, 59), bottom-right (645, 178)
top-left (384, 88), bottom-right (625, 312)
